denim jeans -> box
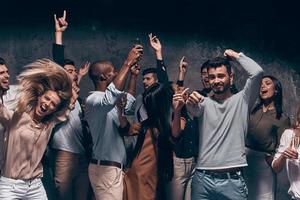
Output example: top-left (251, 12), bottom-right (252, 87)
top-left (0, 176), bottom-right (48, 200)
top-left (191, 169), bottom-right (248, 200)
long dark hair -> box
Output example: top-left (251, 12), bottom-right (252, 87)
top-left (252, 75), bottom-right (283, 119)
top-left (131, 83), bottom-right (173, 183)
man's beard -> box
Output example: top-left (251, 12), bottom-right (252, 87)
top-left (212, 83), bottom-right (230, 94)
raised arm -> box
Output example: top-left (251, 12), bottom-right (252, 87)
top-left (172, 87), bottom-right (189, 138)
top-left (177, 56), bottom-right (188, 86)
top-left (149, 33), bottom-right (169, 84)
top-left (127, 64), bottom-right (141, 96)
top-left (113, 45), bottom-right (143, 91)
top-left (53, 10), bottom-right (68, 66)
top-left (78, 61), bottom-right (91, 84)
top-left (224, 49), bottom-right (264, 109)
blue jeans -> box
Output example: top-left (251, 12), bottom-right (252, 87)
top-left (191, 169), bottom-right (248, 200)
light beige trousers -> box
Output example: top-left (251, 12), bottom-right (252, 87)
top-left (88, 163), bottom-right (123, 200)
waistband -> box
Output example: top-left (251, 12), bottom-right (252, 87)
top-left (90, 159), bottom-right (122, 169)
top-left (0, 176), bottom-right (42, 185)
top-left (196, 169), bottom-right (243, 180)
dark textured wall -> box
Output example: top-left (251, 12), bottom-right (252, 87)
top-left (1, 1), bottom-right (300, 199)
top-left (1, 24), bottom-right (299, 114)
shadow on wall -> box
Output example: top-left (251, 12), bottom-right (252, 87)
top-left (0, 23), bottom-right (299, 200)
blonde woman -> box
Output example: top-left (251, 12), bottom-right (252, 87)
top-left (0, 59), bottom-right (76, 199)
top-left (272, 106), bottom-right (300, 199)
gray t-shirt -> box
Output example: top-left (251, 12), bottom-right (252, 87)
top-left (188, 53), bottom-right (263, 170)
top-left (51, 100), bottom-right (85, 154)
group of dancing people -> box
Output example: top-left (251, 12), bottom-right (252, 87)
top-left (0, 10), bottom-right (299, 200)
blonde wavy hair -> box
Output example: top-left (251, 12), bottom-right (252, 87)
top-left (16, 59), bottom-right (73, 123)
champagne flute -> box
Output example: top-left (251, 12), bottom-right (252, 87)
top-left (291, 135), bottom-right (300, 162)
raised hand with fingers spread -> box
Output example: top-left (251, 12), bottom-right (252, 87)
top-left (78, 61), bottom-right (91, 84)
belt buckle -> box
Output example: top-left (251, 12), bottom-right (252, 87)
top-left (228, 171), bottom-right (240, 179)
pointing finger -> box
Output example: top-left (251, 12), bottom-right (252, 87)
top-left (181, 88), bottom-right (189, 95)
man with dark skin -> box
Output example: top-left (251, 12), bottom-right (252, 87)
top-left (85, 39), bottom-right (142, 199)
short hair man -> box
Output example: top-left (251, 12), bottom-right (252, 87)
top-left (0, 58), bottom-right (9, 98)
top-left (0, 57), bottom-right (9, 174)
top-left (85, 45), bottom-right (141, 200)
top-left (135, 34), bottom-right (169, 123)
top-left (48, 11), bottom-right (91, 200)
top-left (142, 67), bottom-right (158, 89)
top-left (186, 49), bottom-right (263, 200)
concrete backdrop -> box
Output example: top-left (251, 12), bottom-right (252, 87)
top-left (1, 0), bottom-right (300, 199)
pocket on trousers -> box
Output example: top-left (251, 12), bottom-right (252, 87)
top-left (230, 176), bottom-right (248, 199)
top-left (0, 178), bottom-right (16, 194)
top-left (36, 179), bottom-right (44, 188)
top-left (101, 167), bottom-right (121, 189)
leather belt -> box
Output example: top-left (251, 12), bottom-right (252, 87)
top-left (196, 169), bottom-right (242, 180)
top-left (90, 159), bottom-right (122, 169)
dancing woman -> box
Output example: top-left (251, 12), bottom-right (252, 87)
top-left (0, 59), bottom-right (75, 199)
top-left (244, 75), bottom-right (290, 200)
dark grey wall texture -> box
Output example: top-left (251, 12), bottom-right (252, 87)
top-left (1, 0), bottom-right (300, 199)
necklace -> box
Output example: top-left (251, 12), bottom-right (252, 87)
top-left (30, 117), bottom-right (44, 129)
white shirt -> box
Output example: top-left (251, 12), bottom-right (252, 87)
top-left (273, 129), bottom-right (300, 199)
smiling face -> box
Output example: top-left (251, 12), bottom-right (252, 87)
top-left (201, 67), bottom-right (210, 89)
top-left (208, 65), bottom-right (232, 94)
top-left (260, 77), bottom-right (275, 100)
top-left (64, 64), bottom-right (78, 83)
top-left (0, 64), bottom-right (9, 92)
top-left (34, 90), bottom-right (61, 121)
